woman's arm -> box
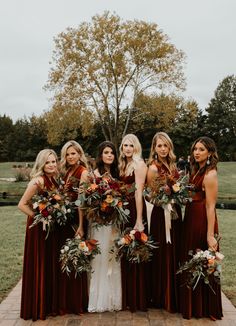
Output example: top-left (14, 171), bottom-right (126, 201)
top-left (18, 177), bottom-right (43, 217)
top-left (134, 160), bottom-right (148, 231)
top-left (204, 169), bottom-right (218, 251)
top-left (146, 164), bottom-right (158, 188)
top-left (75, 169), bottom-right (89, 238)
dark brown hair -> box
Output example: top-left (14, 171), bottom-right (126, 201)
top-left (190, 136), bottom-right (218, 175)
top-left (96, 141), bottom-right (119, 178)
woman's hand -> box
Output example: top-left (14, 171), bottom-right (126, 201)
top-left (207, 235), bottom-right (218, 251)
top-left (75, 226), bottom-right (84, 238)
top-left (134, 220), bottom-right (144, 232)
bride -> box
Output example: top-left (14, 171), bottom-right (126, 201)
top-left (88, 141), bottom-right (122, 312)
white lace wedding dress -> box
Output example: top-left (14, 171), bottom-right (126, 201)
top-left (88, 224), bottom-right (122, 312)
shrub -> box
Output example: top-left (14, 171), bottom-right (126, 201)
top-left (14, 167), bottom-right (31, 182)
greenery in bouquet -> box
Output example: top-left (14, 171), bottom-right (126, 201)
top-left (60, 236), bottom-right (101, 277)
top-left (111, 227), bottom-right (158, 263)
top-left (144, 173), bottom-right (193, 218)
top-left (177, 240), bottom-right (224, 294)
top-left (76, 173), bottom-right (134, 229)
top-left (30, 179), bottom-right (78, 239)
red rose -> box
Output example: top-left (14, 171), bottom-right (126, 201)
top-left (163, 185), bottom-right (171, 195)
top-left (41, 208), bottom-right (49, 217)
top-left (134, 231), bottom-right (141, 240)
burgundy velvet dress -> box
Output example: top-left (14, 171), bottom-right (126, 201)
top-left (21, 175), bottom-right (61, 321)
top-left (120, 172), bottom-right (148, 312)
top-left (179, 170), bottom-right (223, 320)
top-left (147, 164), bottom-right (182, 313)
top-left (58, 165), bottom-right (88, 315)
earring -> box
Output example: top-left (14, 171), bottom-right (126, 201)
top-left (153, 153), bottom-right (158, 160)
top-left (122, 153), bottom-right (125, 159)
top-left (206, 156), bottom-right (210, 165)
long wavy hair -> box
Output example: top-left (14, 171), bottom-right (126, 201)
top-left (148, 132), bottom-right (176, 173)
top-left (30, 149), bottom-right (58, 179)
top-left (96, 141), bottom-right (119, 178)
top-left (60, 140), bottom-right (88, 174)
top-left (119, 134), bottom-right (143, 176)
top-left (190, 136), bottom-right (218, 175)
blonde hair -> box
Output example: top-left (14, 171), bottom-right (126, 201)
top-left (119, 134), bottom-right (143, 176)
top-left (60, 140), bottom-right (88, 174)
top-left (30, 149), bottom-right (58, 179)
top-left (148, 132), bottom-right (176, 173)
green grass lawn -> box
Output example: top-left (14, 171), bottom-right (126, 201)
top-left (218, 209), bottom-right (236, 307)
top-left (0, 162), bottom-right (32, 178)
top-left (0, 206), bottom-right (235, 307)
top-left (0, 207), bottom-right (26, 302)
top-left (218, 162), bottom-right (236, 201)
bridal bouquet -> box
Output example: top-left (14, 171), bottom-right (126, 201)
top-left (111, 227), bottom-right (158, 263)
top-left (144, 173), bottom-right (192, 208)
top-left (60, 236), bottom-right (101, 277)
top-left (177, 243), bottom-right (224, 294)
top-left (144, 173), bottom-right (192, 219)
top-left (30, 179), bottom-right (77, 239)
top-left (76, 173), bottom-right (133, 228)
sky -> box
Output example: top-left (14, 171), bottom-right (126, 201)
top-left (0, 0), bottom-right (236, 121)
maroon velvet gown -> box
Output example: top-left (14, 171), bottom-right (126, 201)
top-left (58, 165), bottom-right (88, 315)
top-left (120, 172), bottom-right (148, 312)
top-left (147, 164), bottom-right (182, 313)
top-left (21, 175), bottom-right (61, 320)
top-left (179, 171), bottom-right (223, 320)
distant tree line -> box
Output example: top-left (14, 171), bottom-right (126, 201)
top-left (0, 75), bottom-right (235, 162)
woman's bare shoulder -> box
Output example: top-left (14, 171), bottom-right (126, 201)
top-left (29, 176), bottom-right (44, 188)
top-left (148, 163), bottom-right (158, 172)
top-left (135, 159), bottom-right (147, 171)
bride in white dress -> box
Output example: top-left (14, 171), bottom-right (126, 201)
top-left (88, 141), bottom-right (122, 312)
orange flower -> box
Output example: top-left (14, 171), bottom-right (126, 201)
top-left (90, 183), bottom-right (98, 191)
top-left (105, 194), bottom-right (113, 204)
top-left (141, 232), bottom-right (148, 243)
top-left (39, 203), bottom-right (46, 211)
top-left (124, 234), bottom-right (132, 244)
top-left (117, 201), bottom-right (123, 207)
top-left (208, 258), bottom-right (215, 266)
top-left (85, 240), bottom-right (98, 251)
top-left (53, 194), bottom-right (61, 201)
top-left (102, 176), bottom-right (110, 183)
top-left (100, 201), bottom-right (108, 211)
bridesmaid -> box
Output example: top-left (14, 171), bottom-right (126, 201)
top-left (119, 133), bottom-right (148, 312)
top-left (18, 149), bottom-right (61, 320)
top-left (146, 132), bottom-right (181, 312)
top-left (88, 141), bottom-right (122, 312)
top-left (59, 140), bottom-right (89, 314)
top-left (179, 136), bottom-right (223, 320)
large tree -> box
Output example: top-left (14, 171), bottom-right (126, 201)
top-left (45, 11), bottom-right (185, 147)
top-left (205, 75), bottom-right (236, 160)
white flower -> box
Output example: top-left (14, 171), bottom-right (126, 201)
top-left (130, 230), bottom-right (136, 235)
top-left (118, 238), bottom-right (126, 245)
top-left (60, 249), bottom-right (64, 254)
top-left (67, 208), bottom-right (71, 213)
top-left (64, 245), bottom-right (69, 252)
top-left (215, 251), bottom-right (224, 261)
top-left (130, 234), bottom-right (135, 240)
top-left (33, 202), bottom-right (39, 209)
